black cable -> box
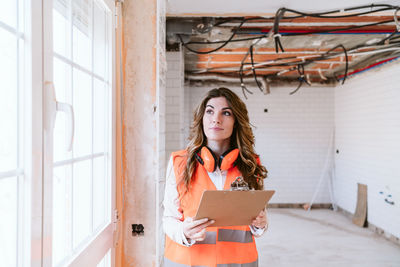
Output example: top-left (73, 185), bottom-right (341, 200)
top-left (242, 45), bottom-right (346, 88)
top-left (249, 45), bottom-right (264, 92)
top-left (179, 17), bottom-right (259, 54)
top-left (271, 5), bottom-right (399, 54)
top-left (272, 18), bottom-right (395, 54)
top-left (231, 42), bottom-right (395, 84)
top-left (181, 4), bottom-right (400, 84)
top-left (289, 80), bottom-right (304, 95)
top-left (283, 5), bottom-right (397, 19)
top-left (212, 16), bottom-right (273, 27)
top-left (283, 19), bottom-right (395, 36)
top-left (344, 4), bottom-right (396, 12)
top-left (182, 5), bottom-right (400, 52)
top-left (289, 65), bottom-right (305, 95)
top-left (325, 44), bottom-right (348, 84)
top-left (273, 8), bottom-right (286, 53)
top-left (374, 31), bottom-right (399, 46)
top-left (185, 35), bottom-right (267, 45)
top-left (185, 18), bottom-right (396, 46)
top-left (179, 19), bottom-right (246, 54)
top-left (390, 34), bottom-right (400, 41)
top-left (238, 42), bottom-right (256, 98)
top-left (239, 57), bottom-right (253, 99)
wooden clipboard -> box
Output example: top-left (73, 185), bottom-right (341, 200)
top-left (194, 190), bottom-right (275, 227)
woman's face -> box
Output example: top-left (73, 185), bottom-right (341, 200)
top-left (202, 96), bottom-right (235, 143)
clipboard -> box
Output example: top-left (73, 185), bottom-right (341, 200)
top-left (194, 190), bottom-right (275, 227)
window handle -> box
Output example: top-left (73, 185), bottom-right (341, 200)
top-left (44, 81), bottom-right (75, 151)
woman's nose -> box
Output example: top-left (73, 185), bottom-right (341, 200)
top-left (213, 113), bottom-right (221, 124)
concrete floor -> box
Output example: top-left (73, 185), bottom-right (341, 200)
top-left (256, 208), bottom-right (400, 267)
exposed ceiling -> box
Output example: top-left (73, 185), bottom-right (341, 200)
top-left (166, 4), bottom-right (400, 94)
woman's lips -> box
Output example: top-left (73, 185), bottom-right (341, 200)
top-left (210, 127), bottom-right (223, 131)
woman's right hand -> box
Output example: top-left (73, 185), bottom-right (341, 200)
top-left (183, 217), bottom-right (215, 242)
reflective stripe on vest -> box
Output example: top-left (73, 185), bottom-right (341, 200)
top-left (218, 229), bottom-right (253, 243)
top-left (217, 260), bottom-right (258, 267)
top-left (196, 231), bottom-right (217, 245)
top-left (164, 257), bottom-right (258, 267)
top-left (164, 257), bottom-right (208, 267)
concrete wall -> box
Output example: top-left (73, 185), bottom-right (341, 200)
top-left (334, 60), bottom-right (400, 239)
top-left (122, 0), bottom-right (162, 265)
top-left (184, 85), bottom-right (335, 204)
top-left (156, 0), bottom-right (167, 265)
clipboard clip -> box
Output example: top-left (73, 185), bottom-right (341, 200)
top-left (230, 176), bottom-right (250, 191)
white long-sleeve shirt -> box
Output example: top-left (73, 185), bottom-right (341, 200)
top-left (162, 156), bottom-right (266, 246)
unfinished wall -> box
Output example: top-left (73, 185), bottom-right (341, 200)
top-left (122, 0), bottom-right (161, 266)
top-left (185, 85), bottom-right (334, 204)
top-left (156, 0), bottom-right (166, 265)
top-left (334, 60), bottom-right (400, 239)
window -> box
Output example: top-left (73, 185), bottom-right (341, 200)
top-left (0, 0), bottom-right (115, 266)
top-left (51, 0), bottom-right (114, 265)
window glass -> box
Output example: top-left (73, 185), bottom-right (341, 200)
top-left (0, 1), bottom-right (17, 28)
top-left (0, 177), bottom-right (17, 266)
top-left (73, 160), bottom-right (91, 248)
top-left (73, 68), bottom-right (92, 157)
top-left (0, 1), bottom-right (23, 265)
top-left (0, 28), bottom-right (18, 172)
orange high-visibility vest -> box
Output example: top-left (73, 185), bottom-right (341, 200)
top-left (164, 150), bottom-right (258, 267)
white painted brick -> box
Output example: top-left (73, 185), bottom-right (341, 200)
top-left (165, 50), bottom-right (185, 165)
top-left (334, 60), bottom-right (400, 239)
top-left (166, 79), bottom-right (175, 88)
top-left (166, 52), bottom-right (181, 61)
top-left (166, 105), bottom-right (179, 115)
top-left (166, 69), bottom-right (182, 79)
top-left (173, 79), bottom-right (182, 88)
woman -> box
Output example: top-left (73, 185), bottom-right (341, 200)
top-left (163, 87), bottom-right (268, 267)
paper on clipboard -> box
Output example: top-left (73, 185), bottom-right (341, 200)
top-left (194, 190), bottom-right (275, 227)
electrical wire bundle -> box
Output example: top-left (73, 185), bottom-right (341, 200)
top-left (178, 4), bottom-right (400, 98)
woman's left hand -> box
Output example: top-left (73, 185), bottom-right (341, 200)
top-left (251, 209), bottom-right (268, 229)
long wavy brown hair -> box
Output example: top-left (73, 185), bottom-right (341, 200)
top-left (180, 87), bottom-right (267, 191)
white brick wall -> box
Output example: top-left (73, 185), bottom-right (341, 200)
top-left (185, 85), bottom-right (335, 204)
top-left (334, 60), bottom-right (400, 239)
top-left (165, 51), bottom-right (185, 163)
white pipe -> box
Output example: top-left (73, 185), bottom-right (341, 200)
top-left (186, 73), bottom-right (273, 94)
top-left (307, 129), bottom-right (335, 211)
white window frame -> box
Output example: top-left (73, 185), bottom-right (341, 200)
top-left (25, 0), bottom-right (116, 265)
top-left (24, 0), bottom-right (44, 266)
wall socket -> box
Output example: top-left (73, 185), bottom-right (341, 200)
top-left (132, 224), bottom-right (144, 236)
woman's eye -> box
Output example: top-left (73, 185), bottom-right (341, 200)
top-left (206, 109), bottom-right (213, 114)
top-left (223, 111), bottom-right (232, 116)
